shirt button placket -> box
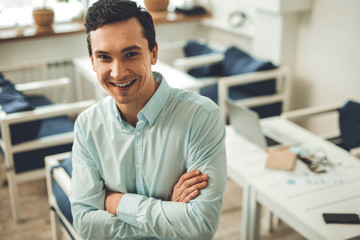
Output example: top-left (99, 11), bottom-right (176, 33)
top-left (134, 128), bottom-right (145, 194)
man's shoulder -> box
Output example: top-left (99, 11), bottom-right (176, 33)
top-left (169, 88), bottom-right (219, 113)
top-left (78, 96), bottom-right (113, 121)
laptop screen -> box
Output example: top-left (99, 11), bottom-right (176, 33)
top-left (226, 99), bottom-right (279, 149)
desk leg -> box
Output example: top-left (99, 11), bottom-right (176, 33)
top-left (248, 187), bottom-right (261, 240)
top-left (241, 183), bottom-right (250, 240)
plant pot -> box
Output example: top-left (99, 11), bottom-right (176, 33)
top-left (32, 8), bottom-right (54, 33)
top-left (144, 0), bottom-right (169, 12)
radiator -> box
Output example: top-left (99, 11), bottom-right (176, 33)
top-left (0, 57), bottom-right (78, 103)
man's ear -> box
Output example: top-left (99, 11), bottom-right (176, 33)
top-left (89, 54), bottom-right (96, 72)
top-left (151, 42), bottom-right (158, 65)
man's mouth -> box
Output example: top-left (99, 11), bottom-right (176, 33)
top-left (111, 79), bottom-right (136, 88)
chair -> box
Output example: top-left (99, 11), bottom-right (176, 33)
top-left (160, 40), bottom-right (291, 122)
top-left (281, 100), bottom-right (360, 158)
top-left (45, 152), bottom-right (81, 240)
top-left (0, 66), bottom-right (95, 222)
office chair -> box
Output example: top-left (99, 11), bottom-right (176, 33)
top-left (45, 152), bottom-right (81, 240)
top-left (0, 67), bottom-right (95, 222)
top-left (281, 100), bottom-right (360, 158)
top-left (161, 40), bottom-right (291, 122)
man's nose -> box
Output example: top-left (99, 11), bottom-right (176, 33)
top-left (110, 60), bottom-right (129, 79)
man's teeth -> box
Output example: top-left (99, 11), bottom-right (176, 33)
top-left (114, 80), bottom-right (134, 87)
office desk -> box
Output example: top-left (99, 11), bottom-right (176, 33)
top-left (72, 56), bottom-right (209, 101)
top-left (226, 117), bottom-right (360, 240)
top-left (225, 125), bottom-right (270, 240)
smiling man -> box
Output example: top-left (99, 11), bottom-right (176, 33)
top-left (70, 0), bottom-right (227, 239)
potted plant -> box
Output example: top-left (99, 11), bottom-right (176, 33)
top-left (144, 0), bottom-right (169, 12)
top-left (32, 0), bottom-right (69, 33)
top-left (32, 0), bottom-right (54, 33)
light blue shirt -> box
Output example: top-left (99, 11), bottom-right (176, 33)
top-left (70, 72), bottom-right (227, 240)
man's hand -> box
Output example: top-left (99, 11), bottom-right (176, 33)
top-left (171, 170), bottom-right (208, 203)
top-left (105, 191), bottom-right (124, 215)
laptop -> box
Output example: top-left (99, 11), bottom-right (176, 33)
top-left (226, 99), bottom-right (281, 149)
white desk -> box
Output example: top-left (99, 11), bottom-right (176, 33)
top-left (226, 117), bottom-right (360, 240)
top-left (72, 56), bottom-right (212, 101)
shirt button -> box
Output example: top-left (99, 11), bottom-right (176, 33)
top-left (136, 131), bottom-right (141, 136)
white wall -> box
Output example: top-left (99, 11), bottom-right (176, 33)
top-left (294, 0), bottom-right (360, 109)
top-left (289, 0), bottom-right (360, 134)
top-left (0, 34), bottom-right (88, 67)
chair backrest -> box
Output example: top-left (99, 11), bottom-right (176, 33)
top-left (183, 40), bottom-right (223, 78)
top-left (52, 155), bottom-right (73, 224)
top-left (338, 100), bottom-right (360, 151)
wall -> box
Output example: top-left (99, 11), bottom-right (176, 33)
top-left (294, 0), bottom-right (360, 109)
top-left (0, 33), bottom-right (88, 67)
top-left (292, 0), bottom-right (360, 133)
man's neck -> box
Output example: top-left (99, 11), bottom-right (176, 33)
top-left (117, 80), bottom-right (160, 127)
top-left (117, 103), bottom-right (141, 127)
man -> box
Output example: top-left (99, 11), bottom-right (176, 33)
top-left (70, 0), bottom-right (227, 239)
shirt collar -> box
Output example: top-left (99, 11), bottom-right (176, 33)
top-left (112, 71), bottom-right (171, 128)
top-left (140, 71), bottom-right (170, 126)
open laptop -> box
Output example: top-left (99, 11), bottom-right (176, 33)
top-left (226, 99), bottom-right (281, 149)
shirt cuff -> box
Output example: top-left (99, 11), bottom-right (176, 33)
top-left (116, 193), bottom-right (143, 227)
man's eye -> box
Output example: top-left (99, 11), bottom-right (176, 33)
top-left (126, 52), bottom-right (138, 57)
top-left (99, 55), bottom-right (110, 60)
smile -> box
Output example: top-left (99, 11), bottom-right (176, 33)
top-left (112, 79), bottom-right (136, 87)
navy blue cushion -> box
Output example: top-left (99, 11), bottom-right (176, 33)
top-left (7, 96), bottom-right (50, 145)
top-left (200, 84), bottom-right (255, 104)
top-left (0, 93), bottom-right (75, 173)
top-left (53, 155), bottom-right (73, 225)
top-left (0, 75), bottom-right (75, 174)
top-left (338, 100), bottom-right (360, 151)
top-left (183, 40), bottom-right (223, 78)
top-left (7, 95), bottom-right (74, 145)
top-left (14, 143), bottom-right (73, 173)
top-left (13, 95), bottom-right (74, 173)
top-left (222, 46), bottom-right (277, 95)
top-left (0, 76), bottom-right (36, 113)
top-left (0, 76), bottom-right (43, 144)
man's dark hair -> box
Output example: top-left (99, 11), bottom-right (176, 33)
top-left (84, 0), bottom-right (156, 55)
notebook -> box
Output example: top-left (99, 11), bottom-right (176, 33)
top-left (226, 99), bottom-right (281, 149)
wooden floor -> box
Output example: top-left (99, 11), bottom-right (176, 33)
top-left (0, 165), bottom-right (305, 240)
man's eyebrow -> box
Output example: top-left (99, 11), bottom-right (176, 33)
top-left (121, 46), bottom-right (142, 53)
top-left (93, 50), bottom-right (110, 55)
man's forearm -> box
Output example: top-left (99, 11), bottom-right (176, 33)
top-left (72, 204), bottom-right (152, 239)
top-left (116, 192), bottom-right (223, 240)
top-left (105, 191), bottom-right (124, 215)
top-left (104, 170), bottom-right (208, 216)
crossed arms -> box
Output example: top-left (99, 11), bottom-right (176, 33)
top-left (105, 169), bottom-right (209, 214)
top-left (70, 108), bottom-right (227, 239)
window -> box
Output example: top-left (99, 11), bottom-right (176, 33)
top-left (0, 0), bottom-right (192, 30)
top-left (0, 0), bottom-right (84, 29)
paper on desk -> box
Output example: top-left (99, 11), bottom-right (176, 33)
top-left (282, 162), bottom-right (346, 185)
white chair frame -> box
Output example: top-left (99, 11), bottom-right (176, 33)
top-left (0, 71), bottom-right (95, 222)
top-left (45, 152), bottom-right (82, 240)
top-left (281, 102), bottom-right (360, 158)
top-left (159, 40), bottom-right (291, 122)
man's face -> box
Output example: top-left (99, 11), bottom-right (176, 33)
top-left (89, 18), bottom-right (158, 108)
